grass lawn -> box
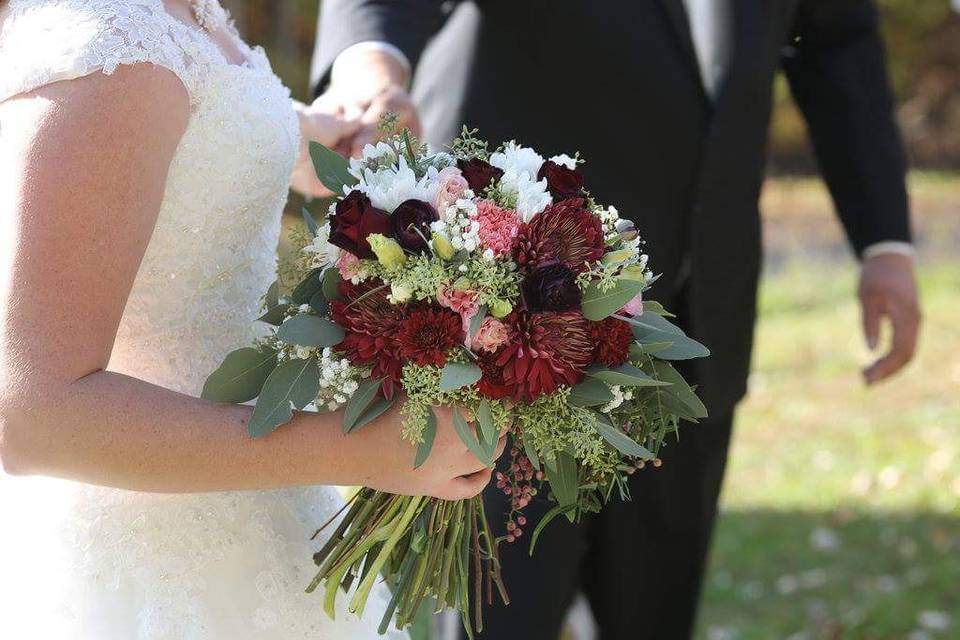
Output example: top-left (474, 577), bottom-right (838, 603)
top-left (695, 176), bottom-right (960, 640)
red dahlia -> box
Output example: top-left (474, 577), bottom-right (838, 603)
top-left (477, 352), bottom-right (517, 400)
top-left (512, 198), bottom-right (605, 273)
top-left (395, 306), bottom-right (463, 367)
top-left (331, 279), bottom-right (405, 397)
top-left (495, 311), bottom-right (593, 402)
top-left (590, 317), bottom-right (633, 367)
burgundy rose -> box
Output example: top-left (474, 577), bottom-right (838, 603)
top-left (457, 158), bottom-right (504, 194)
top-left (537, 160), bottom-right (584, 201)
top-left (521, 260), bottom-right (581, 312)
top-left (329, 191), bottom-right (391, 259)
top-left (391, 199), bottom-right (439, 253)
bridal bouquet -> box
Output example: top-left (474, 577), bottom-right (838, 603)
top-left (203, 124), bottom-right (709, 636)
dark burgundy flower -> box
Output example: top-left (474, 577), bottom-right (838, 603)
top-left (477, 352), bottom-right (516, 400)
top-left (395, 306), bottom-right (463, 367)
top-left (537, 160), bottom-right (584, 201)
top-left (513, 198), bottom-right (605, 273)
top-left (521, 260), bottom-right (581, 312)
top-left (589, 317), bottom-right (633, 367)
top-left (331, 278), bottom-right (405, 398)
top-left (391, 199), bottom-right (439, 253)
top-left (495, 311), bottom-right (593, 401)
top-left (329, 191), bottom-right (391, 259)
top-left (457, 158), bottom-right (504, 194)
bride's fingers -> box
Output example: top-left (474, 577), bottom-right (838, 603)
top-left (447, 468), bottom-right (494, 500)
top-left (494, 434), bottom-right (508, 461)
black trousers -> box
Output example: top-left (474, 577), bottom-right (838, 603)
top-left (466, 408), bottom-right (736, 640)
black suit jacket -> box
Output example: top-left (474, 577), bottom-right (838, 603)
top-left (311, 0), bottom-right (911, 413)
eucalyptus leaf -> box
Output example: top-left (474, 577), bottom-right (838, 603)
top-left (476, 400), bottom-right (497, 448)
top-left (630, 341), bottom-right (673, 357)
top-left (589, 413), bottom-right (655, 460)
top-left (322, 267), bottom-right (342, 302)
top-left (568, 378), bottom-right (615, 407)
top-left (468, 306), bottom-right (487, 340)
top-left (258, 303), bottom-right (288, 326)
top-left (201, 347), bottom-right (277, 404)
top-left (438, 362), bottom-right (482, 391)
top-left (653, 339), bottom-right (711, 360)
top-left (265, 281), bottom-right (280, 309)
top-left (276, 315), bottom-right (345, 348)
top-left (637, 300), bottom-right (675, 318)
top-left (248, 357), bottom-right (320, 438)
top-left (309, 290), bottom-right (329, 316)
top-left (544, 451), bottom-right (579, 513)
top-left (522, 437), bottom-right (541, 471)
top-left (452, 409), bottom-right (490, 466)
top-left (619, 313), bottom-right (710, 360)
top-left (291, 268), bottom-right (324, 305)
top-left (414, 408), bottom-right (438, 469)
top-left (651, 361), bottom-right (708, 419)
top-left (342, 378), bottom-right (383, 433)
top-left (587, 364), bottom-right (671, 387)
top-left (302, 207), bottom-right (319, 236)
top-left (528, 503), bottom-right (579, 555)
top-left (350, 397), bottom-right (395, 432)
top-left (581, 279), bottom-right (644, 321)
top-left (309, 141), bottom-right (357, 193)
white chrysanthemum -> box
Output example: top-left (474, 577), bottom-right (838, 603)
top-left (514, 174), bottom-right (553, 222)
top-left (353, 156), bottom-right (441, 212)
top-left (348, 141), bottom-right (398, 177)
top-left (549, 153), bottom-right (577, 169)
top-left (490, 142), bottom-right (544, 182)
top-left (301, 221), bottom-right (342, 269)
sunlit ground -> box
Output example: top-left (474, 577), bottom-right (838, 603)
top-left (695, 174), bottom-right (960, 640)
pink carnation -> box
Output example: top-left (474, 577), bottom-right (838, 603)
top-left (470, 200), bottom-right (520, 257)
top-left (472, 317), bottom-right (509, 353)
top-left (434, 166), bottom-right (469, 212)
top-left (437, 285), bottom-right (482, 340)
top-left (620, 291), bottom-right (643, 316)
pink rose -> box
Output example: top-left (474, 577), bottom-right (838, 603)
top-left (434, 166), bottom-right (469, 212)
top-left (620, 292), bottom-right (643, 316)
top-left (437, 284), bottom-right (480, 318)
top-left (472, 317), bottom-right (509, 353)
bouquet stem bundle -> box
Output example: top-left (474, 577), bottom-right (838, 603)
top-left (308, 489), bottom-right (507, 637)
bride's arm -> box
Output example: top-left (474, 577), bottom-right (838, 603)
top-left (0, 65), bottom-right (495, 499)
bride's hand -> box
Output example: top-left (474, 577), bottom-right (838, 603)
top-left (290, 98), bottom-right (360, 198)
top-left (338, 401), bottom-right (507, 500)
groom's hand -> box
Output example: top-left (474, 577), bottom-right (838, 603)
top-left (859, 252), bottom-right (921, 384)
top-left (313, 48), bottom-right (421, 160)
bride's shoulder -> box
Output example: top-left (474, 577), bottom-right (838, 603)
top-left (0, 0), bottom-right (211, 104)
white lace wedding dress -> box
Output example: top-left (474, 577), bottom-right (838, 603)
top-left (0, 1), bottom-right (405, 638)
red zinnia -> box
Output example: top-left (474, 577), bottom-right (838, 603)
top-left (495, 311), bottom-right (593, 402)
top-left (331, 279), bottom-right (405, 397)
top-left (395, 306), bottom-right (464, 367)
top-left (590, 317), bottom-right (633, 367)
top-left (512, 198), bottom-right (605, 273)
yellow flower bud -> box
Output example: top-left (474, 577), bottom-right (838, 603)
top-left (602, 249), bottom-right (635, 266)
top-left (490, 299), bottom-right (513, 318)
top-left (368, 234), bottom-right (406, 268)
top-left (431, 232), bottom-right (456, 261)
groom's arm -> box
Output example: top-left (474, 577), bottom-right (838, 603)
top-left (310, 0), bottom-right (448, 97)
top-left (782, 0), bottom-right (920, 384)
top-left (782, 0), bottom-right (911, 256)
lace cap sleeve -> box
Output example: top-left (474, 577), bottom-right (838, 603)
top-left (0, 0), bottom-right (210, 104)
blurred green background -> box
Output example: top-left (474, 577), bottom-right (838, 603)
top-left (224, 2), bottom-right (960, 638)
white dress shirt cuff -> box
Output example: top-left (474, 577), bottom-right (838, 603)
top-left (331, 41), bottom-right (412, 87)
top-left (861, 241), bottom-right (916, 261)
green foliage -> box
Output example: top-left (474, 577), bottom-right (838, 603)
top-left (201, 347), bottom-right (277, 404)
top-left (248, 357), bottom-right (320, 437)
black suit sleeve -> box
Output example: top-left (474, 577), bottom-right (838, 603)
top-left (310, 0), bottom-right (448, 96)
top-left (782, 0), bottom-right (912, 256)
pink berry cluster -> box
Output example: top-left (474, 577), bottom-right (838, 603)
top-left (495, 445), bottom-right (545, 543)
